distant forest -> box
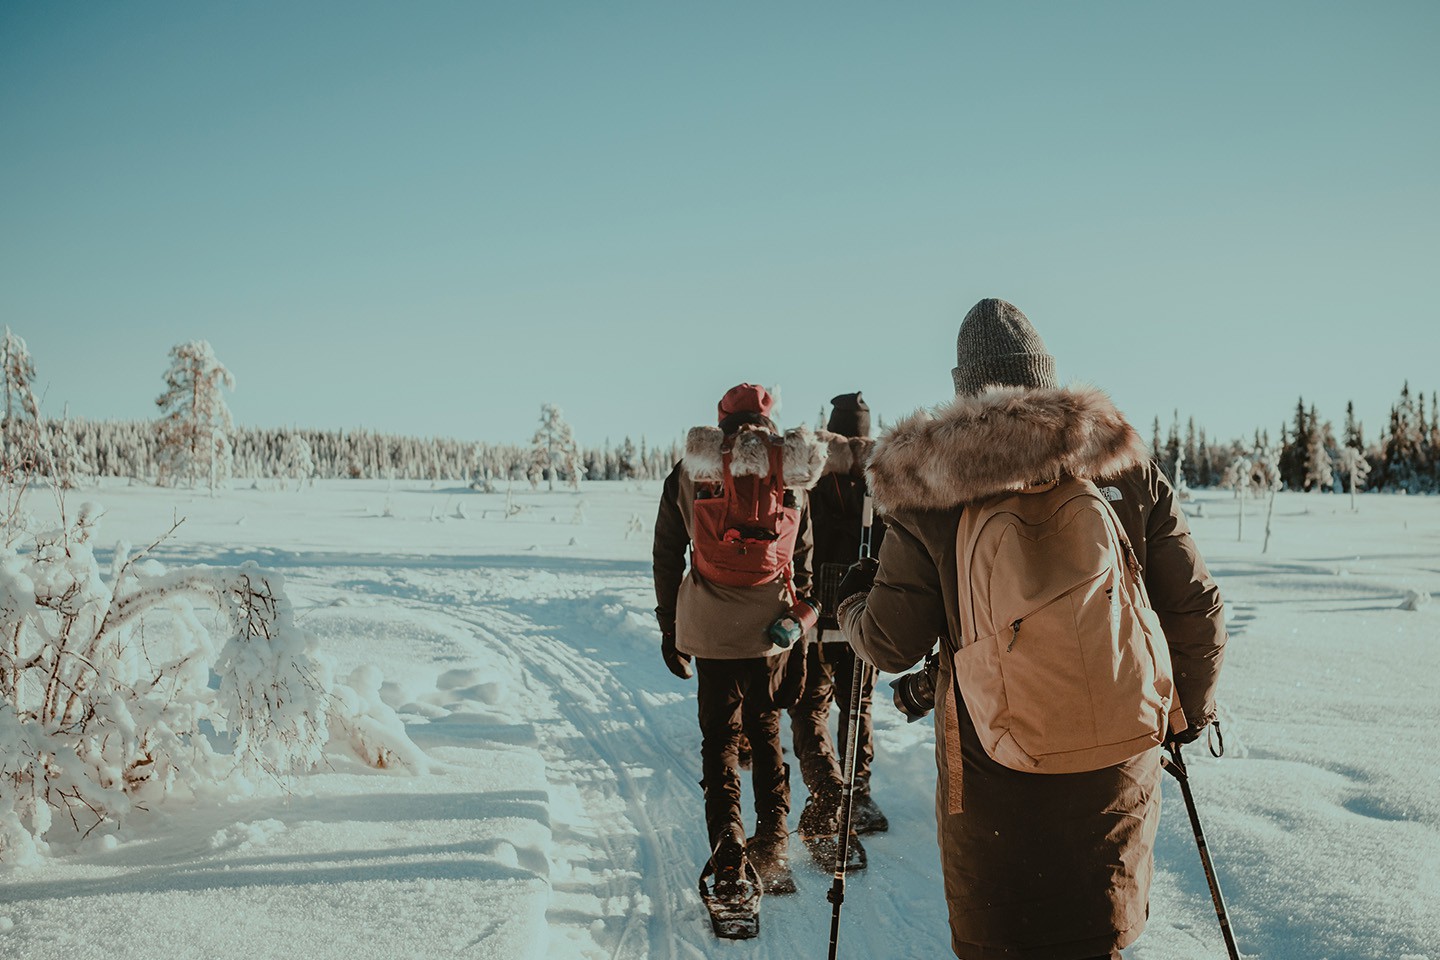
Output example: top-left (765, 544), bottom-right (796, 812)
top-left (1148, 382), bottom-right (1439, 495)
top-left (15, 380), bottom-right (1434, 495)
top-left (3, 331), bottom-right (1437, 493)
top-left (36, 418), bottom-right (681, 486)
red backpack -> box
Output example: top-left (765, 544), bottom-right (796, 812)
top-left (691, 436), bottom-right (801, 588)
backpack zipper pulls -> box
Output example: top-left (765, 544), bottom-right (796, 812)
top-left (1007, 618), bottom-right (1022, 652)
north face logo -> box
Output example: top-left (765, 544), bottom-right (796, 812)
top-left (1099, 486), bottom-right (1123, 502)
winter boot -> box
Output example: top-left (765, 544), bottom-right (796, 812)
top-left (700, 833), bottom-right (761, 939)
top-left (797, 783), bottom-right (840, 837)
top-left (849, 787), bottom-right (890, 835)
top-left (797, 786), bottom-right (865, 872)
top-left (747, 824), bottom-right (796, 895)
top-left (709, 833), bottom-right (749, 900)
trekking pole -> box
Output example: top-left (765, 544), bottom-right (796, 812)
top-left (1160, 739), bottom-right (1242, 960)
top-left (827, 495), bottom-right (875, 960)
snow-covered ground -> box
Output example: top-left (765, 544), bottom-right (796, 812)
top-left (2, 479), bottom-right (1437, 960)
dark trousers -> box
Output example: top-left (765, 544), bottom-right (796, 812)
top-left (695, 656), bottom-right (790, 852)
top-left (787, 635), bottom-right (875, 797)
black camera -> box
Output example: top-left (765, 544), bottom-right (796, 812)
top-left (890, 653), bottom-right (940, 723)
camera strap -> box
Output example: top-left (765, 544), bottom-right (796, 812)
top-left (937, 632), bottom-right (966, 814)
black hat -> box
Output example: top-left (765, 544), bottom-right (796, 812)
top-left (827, 392), bottom-right (871, 438)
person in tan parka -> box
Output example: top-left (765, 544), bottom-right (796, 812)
top-left (838, 299), bottom-right (1227, 960)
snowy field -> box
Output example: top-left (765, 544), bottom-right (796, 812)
top-left (2, 479), bottom-right (1437, 960)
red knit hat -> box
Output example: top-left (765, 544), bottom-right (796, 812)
top-left (717, 383), bottom-right (774, 423)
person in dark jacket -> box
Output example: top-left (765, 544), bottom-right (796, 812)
top-left (652, 383), bottom-right (829, 894)
top-left (839, 300), bottom-right (1227, 960)
top-left (789, 392), bottom-right (890, 838)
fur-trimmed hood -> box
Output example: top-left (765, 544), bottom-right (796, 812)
top-left (815, 430), bottom-right (876, 478)
top-left (866, 385), bottom-right (1148, 511)
top-left (682, 424), bottom-right (829, 489)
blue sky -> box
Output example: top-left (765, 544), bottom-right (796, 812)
top-left (3, 2), bottom-right (1437, 448)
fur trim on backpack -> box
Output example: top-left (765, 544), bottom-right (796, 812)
top-left (683, 424), bottom-right (828, 489)
top-left (815, 430), bottom-right (876, 478)
top-left (867, 385), bottom-right (1148, 511)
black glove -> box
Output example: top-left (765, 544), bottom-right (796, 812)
top-left (837, 557), bottom-right (879, 605)
top-left (1164, 718), bottom-right (1205, 747)
top-left (661, 630), bottom-right (693, 680)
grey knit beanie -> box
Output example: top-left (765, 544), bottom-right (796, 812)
top-left (951, 298), bottom-right (1058, 396)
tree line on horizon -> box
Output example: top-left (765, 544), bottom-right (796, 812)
top-left (1152, 382), bottom-right (1440, 496)
top-left (2, 328), bottom-right (1437, 494)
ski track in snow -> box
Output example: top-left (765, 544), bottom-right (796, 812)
top-left (373, 572), bottom-right (702, 959)
top-left (372, 566), bottom-right (955, 960)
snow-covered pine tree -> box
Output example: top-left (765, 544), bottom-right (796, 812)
top-left (1183, 417), bottom-right (1199, 488)
top-left (1254, 444), bottom-right (1283, 553)
top-left (1304, 404), bottom-right (1333, 492)
top-left (1197, 426), bottom-right (1214, 488)
top-left (154, 340), bottom-right (236, 490)
top-left (45, 409), bottom-right (91, 490)
top-left (1431, 392), bottom-right (1440, 490)
top-left (530, 403), bottom-right (583, 492)
top-left (1223, 453), bottom-right (1254, 541)
top-left (1343, 401), bottom-right (1363, 452)
top-left (1416, 392), bottom-right (1437, 494)
top-left (0, 327), bottom-right (43, 474)
top-left (618, 436), bottom-right (637, 479)
top-left (1382, 382), bottom-right (1419, 492)
top-left (1338, 447), bottom-right (1370, 511)
top-left (1279, 397), bottom-right (1311, 490)
top-left (1172, 432), bottom-right (1191, 502)
top-left (1164, 412), bottom-right (1181, 484)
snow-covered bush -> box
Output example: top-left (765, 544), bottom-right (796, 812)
top-left (276, 432), bottom-right (315, 489)
top-left (0, 501), bottom-right (422, 864)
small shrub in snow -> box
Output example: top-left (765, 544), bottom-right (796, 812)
top-left (1339, 447), bottom-right (1370, 511)
top-left (0, 501), bottom-right (422, 863)
top-left (276, 432), bottom-right (315, 490)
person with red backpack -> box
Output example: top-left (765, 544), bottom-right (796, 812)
top-left (837, 300), bottom-right (1227, 960)
top-left (652, 383), bottom-right (830, 932)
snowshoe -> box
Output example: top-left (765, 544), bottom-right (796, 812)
top-left (797, 792), bottom-right (867, 872)
top-left (850, 790), bottom-right (890, 834)
top-left (698, 856), bottom-right (762, 939)
top-left (800, 830), bottom-right (867, 873)
top-left (746, 832), bottom-right (797, 895)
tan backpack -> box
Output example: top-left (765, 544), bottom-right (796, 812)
top-left (951, 476), bottom-right (1186, 774)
